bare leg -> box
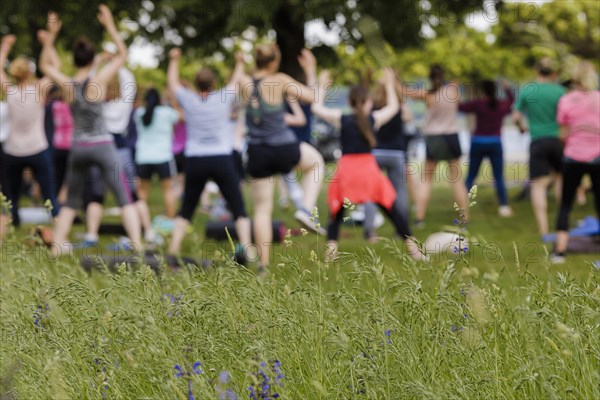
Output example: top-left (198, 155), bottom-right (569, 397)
top-left (530, 175), bottom-right (552, 236)
top-left (297, 142), bottom-right (324, 212)
top-left (168, 216), bottom-right (189, 255)
top-left (51, 206), bottom-right (77, 257)
top-left (552, 172), bottom-right (562, 203)
top-left (414, 159), bottom-right (436, 221)
top-left (251, 177), bottom-right (276, 266)
top-left (234, 216), bottom-right (256, 260)
top-left (85, 202), bottom-right (103, 242)
top-left (121, 203), bottom-right (142, 253)
top-left (160, 178), bottom-right (177, 218)
top-left (136, 179), bottom-right (153, 237)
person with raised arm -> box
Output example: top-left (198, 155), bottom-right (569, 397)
top-left (39, 6), bottom-right (142, 256)
top-left (1, 21), bottom-right (60, 229)
top-left (401, 65), bottom-right (468, 228)
top-left (312, 68), bottom-right (427, 261)
top-left (238, 44), bottom-right (325, 267)
top-left (166, 48), bottom-right (253, 262)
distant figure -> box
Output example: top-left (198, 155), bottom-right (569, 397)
top-left (0, 32), bottom-right (60, 228)
top-left (402, 65), bottom-right (468, 227)
top-left (551, 61), bottom-right (600, 264)
top-left (512, 58), bottom-right (566, 236)
top-left (460, 80), bottom-right (514, 217)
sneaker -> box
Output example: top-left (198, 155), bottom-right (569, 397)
top-left (550, 253), bottom-right (566, 264)
top-left (498, 206), bottom-right (513, 218)
top-left (294, 209), bottom-right (326, 235)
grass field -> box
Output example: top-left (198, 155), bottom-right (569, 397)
top-left (1, 167), bottom-right (599, 399)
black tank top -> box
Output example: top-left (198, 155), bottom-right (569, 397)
top-left (340, 114), bottom-right (374, 155)
top-left (374, 110), bottom-right (406, 151)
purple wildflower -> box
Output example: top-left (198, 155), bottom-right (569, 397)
top-left (174, 365), bottom-right (184, 378)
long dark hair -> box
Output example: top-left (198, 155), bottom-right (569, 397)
top-left (142, 88), bottom-right (161, 127)
top-left (349, 85), bottom-right (376, 148)
top-left (429, 64), bottom-right (445, 93)
top-left (481, 80), bottom-right (497, 110)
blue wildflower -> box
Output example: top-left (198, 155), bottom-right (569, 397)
top-left (193, 361), bottom-right (202, 375)
top-left (248, 386), bottom-right (257, 400)
top-left (219, 371), bottom-right (230, 384)
top-left (463, 247), bottom-right (469, 253)
top-left (174, 365), bottom-right (184, 378)
top-left (451, 325), bottom-right (456, 332)
top-left (453, 219), bottom-right (459, 225)
top-left (453, 246), bottom-right (459, 253)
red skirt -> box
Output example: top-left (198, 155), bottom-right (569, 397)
top-left (327, 153), bottom-right (397, 215)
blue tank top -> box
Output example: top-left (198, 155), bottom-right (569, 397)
top-left (246, 78), bottom-right (297, 146)
top-left (340, 114), bottom-right (375, 155)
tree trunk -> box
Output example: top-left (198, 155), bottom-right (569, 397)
top-left (272, 3), bottom-right (306, 83)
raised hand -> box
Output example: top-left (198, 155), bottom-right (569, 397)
top-left (298, 49), bottom-right (316, 73)
top-left (318, 69), bottom-right (331, 85)
top-left (234, 51), bottom-right (244, 64)
top-left (47, 11), bottom-right (62, 36)
top-left (97, 4), bottom-right (115, 28)
top-left (1, 35), bottom-right (16, 54)
top-left (169, 48), bottom-right (182, 60)
top-left (37, 30), bottom-right (49, 45)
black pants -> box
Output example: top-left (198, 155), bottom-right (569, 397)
top-left (2, 149), bottom-right (59, 226)
top-left (179, 155), bottom-right (247, 221)
top-left (556, 160), bottom-right (600, 231)
top-left (328, 201), bottom-right (411, 241)
top-left (53, 149), bottom-right (70, 196)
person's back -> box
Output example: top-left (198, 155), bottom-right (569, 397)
top-left (176, 87), bottom-right (234, 156)
top-left (5, 85), bottom-right (47, 156)
top-left (135, 105), bottom-right (178, 164)
top-left (515, 81), bottom-right (565, 140)
top-left (422, 85), bottom-right (458, 136)
top-left (246, 78), bottom-right (297, 146)
top-left (71, 79), bottom-right (112, 143)
top-left (374, 111), bottom-right (406, 150)
top-left (340, 114), bottom-right (374, 155)
top-left (558, 89), bottom-right (600, 163)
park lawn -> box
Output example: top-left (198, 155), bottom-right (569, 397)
top-left (1, 163), bottom-right (598, 399)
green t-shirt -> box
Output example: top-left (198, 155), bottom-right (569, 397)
top-left (514, 81), bottom-right (566, 140)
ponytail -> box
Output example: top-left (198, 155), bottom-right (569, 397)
top-left (349, 85), bottom-right (376, 148)
top-left (142, 88), bottom-right (161, 127)
top-left (481, 80), bottom-right (497, 110)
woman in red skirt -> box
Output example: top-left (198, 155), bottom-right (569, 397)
top-left (312, 69), bottom-right (427, 261)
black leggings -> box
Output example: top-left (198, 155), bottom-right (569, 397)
top-left (556, 161), bottom-right (600, 231)
top-left (179, 155), bottom-right (247, 221)
top-left (53, 149), bottom-right (70, 196)
top-left (2, 149), bottom-right (59, 226)
top-left (328, 201), bottom-right (411, 241)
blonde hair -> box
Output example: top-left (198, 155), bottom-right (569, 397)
top-left (8, 56), bottom-right (32, 83)
top-left (571, 60), bottom-right (598, 91)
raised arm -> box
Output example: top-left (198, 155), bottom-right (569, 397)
top-left (226, 52), bottom-right (246, 90)
top-left (0, 35), bottom-right (16, 94)
top-left (280, 49), bottom-right (317, 104)
top-left (38, 22), bottom-right (73, 102)
top-left (311, 69), bottom-right (342, 128)
top-left (372, 68), bottom-right (400, 130)
top-left (92, 5), bottom-right (128, 90)
top-left (167, 48), bottom-right (183, 94)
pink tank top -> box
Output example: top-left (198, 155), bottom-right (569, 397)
top-left (4, 85), bottom-right (48, 156)
top-left (422, 84), bottom-right (459, 136)
top-left (172, 121), bottom-right (186, 154)
top-left (52, 101), bottom-right (74, 150)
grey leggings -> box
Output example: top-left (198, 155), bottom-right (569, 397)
top-left (65, 141), bottom-right (133, 210)
top-left (364, 150), bottom-right (409, 233)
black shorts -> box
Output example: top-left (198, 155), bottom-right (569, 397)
top-left (232, 150), bottom-right (246, 180)
top-left (174, 152), bottom-right (185, 174)
top-left (425, 133), bottom-right (462, 161)
top-left (247, 142), bottom-right (301, 178)
top-left (137, 160), bottom-right (176, 180)
top-left (530, 137), bottom-right (563, 179)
